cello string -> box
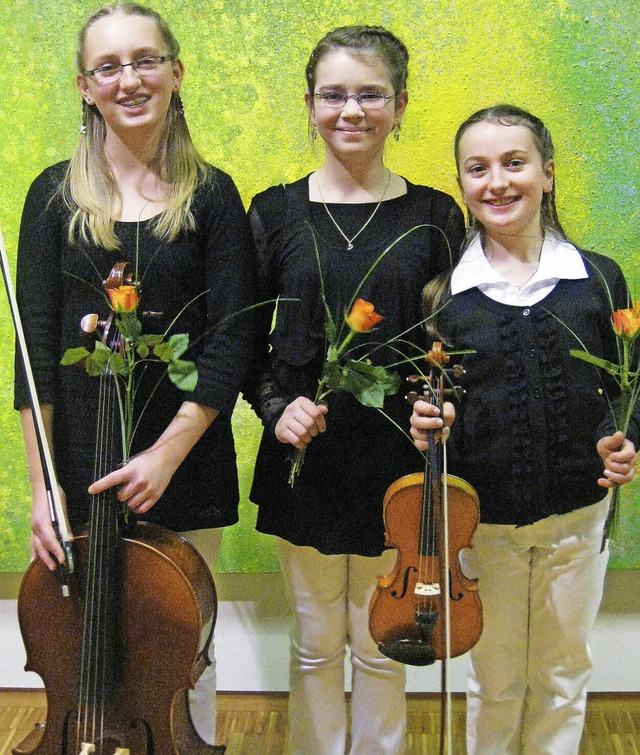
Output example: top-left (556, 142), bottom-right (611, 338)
top-left (94, 368), bottom-right (111, 743)
top-left (77, 369), bottom-right (108, 747)
top-left (98, 366), bottom-right (119, 745)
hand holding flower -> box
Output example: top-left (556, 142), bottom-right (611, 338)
top-left (597, 432), bottom-right (637, 488)
top-left (275, 396), bottom-right (328, 450)
top-left (286, 297), bottom-right (400, 485)
top-left (569, 298), bottom-right (639, 539)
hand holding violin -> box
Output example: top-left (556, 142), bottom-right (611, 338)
top-left (410, 399), bottom-right (455, 451)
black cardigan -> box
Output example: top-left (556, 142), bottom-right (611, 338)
top-left (440, 249), bottom-right (638, 525)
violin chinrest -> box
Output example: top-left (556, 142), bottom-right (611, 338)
top-left (378, 638), bottom-right (437, 667)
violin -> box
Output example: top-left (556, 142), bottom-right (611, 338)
top-left (368, 343), bottom-right (483, 751)
top-left (8, 260), bottom-right (222, 754)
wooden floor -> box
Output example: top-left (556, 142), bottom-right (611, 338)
top-left (1, 690), bottom-right (639, 754)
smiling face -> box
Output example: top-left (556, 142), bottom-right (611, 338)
top-left (457, 121), bottom-right (554, 240)
top-left (305, 48), bottom-right (407, 163)
top-left (77, 13), bottom-right (183, 143)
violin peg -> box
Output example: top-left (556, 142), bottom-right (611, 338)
top-left (80, 313), bottom-right (99, 334)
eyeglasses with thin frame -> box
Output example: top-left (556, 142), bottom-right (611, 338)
top-left (313, 90), bottom-right (397, 111)
top-left (83, 55), bottom-right (174, 86)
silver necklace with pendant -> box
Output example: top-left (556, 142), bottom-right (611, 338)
top-left (315, 170), bottom-right (392, 250)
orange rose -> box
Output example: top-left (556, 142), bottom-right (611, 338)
top-left (108, 285), bottom-right (139, 314)
top-left (425, 341), bottom-right (450, 366)
top-left (612, 303), bottom-right (640, 339)
top-left (346, 298), bottom-right (384, 333)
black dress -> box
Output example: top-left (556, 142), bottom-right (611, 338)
top-left (245, 176), bottom-right (465, 556)
top-left (14, 161), bottom-right (255, 531)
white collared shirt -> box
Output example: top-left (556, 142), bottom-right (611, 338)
top-left (450, 235), bottom-right (588, 307)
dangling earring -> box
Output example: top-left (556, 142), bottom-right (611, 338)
top-left (80, 100), bottom-right (89, 135)
top-left (393, 125), bottom-right (401, 142)
top-left (311, 124), bottom-right (317, 141)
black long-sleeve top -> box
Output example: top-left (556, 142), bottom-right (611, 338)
top-left (14, 161), bottom-right (255, 531)
top-left (244, 176), bottom-right (465, 556)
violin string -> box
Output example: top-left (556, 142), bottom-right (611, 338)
top-left (419, 474), bottom-right (428, 612)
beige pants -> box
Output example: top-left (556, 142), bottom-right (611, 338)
top-left (277, 538), bottom-right (407, 755)
top-left (464, 497), bottom-right (610, 755)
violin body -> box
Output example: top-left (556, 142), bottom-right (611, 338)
top-left (14, 521), bottom-right (217, 755)
top-left (369, 472), bottom-right (483, 665)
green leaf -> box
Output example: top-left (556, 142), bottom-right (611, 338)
top-left (153, 341), bottom-right (174, 363)
top-left (570, 349), bottom-right (622, 377)
top-left (85, 342), bottom-right (113, 376)
top-left (324, 310), bottom-right (337, 345)
top-left (326, 344), bottom-right (340, 363)
top-left (339, 360), bottom-right (401, 408)
top-left (139, 334), bottom-right (164, 346)
top-left (60, 346), bottom-right (90, 366)
top-left (168, 359), bottom-right (198, 391)
top-left (168, 333), bottom-right (190, 359)
top-left (322, 359), bottom-right (343, 392)
top-left (136, 341), bottom-right (150, 359)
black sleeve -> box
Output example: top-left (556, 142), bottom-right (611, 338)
top-left (185, 169), bottom-right (257, 420)
top-left (14, 164), bottom-right (67, 410)
top-left (242, 185), bottom-right (289, 434)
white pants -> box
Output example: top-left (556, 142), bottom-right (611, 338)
top-left (181, 527), bottom-right (224, 746)
top-left (277, 538), bottom-right (407, 755)
top-left (463, 498), bottom-right (609, 755)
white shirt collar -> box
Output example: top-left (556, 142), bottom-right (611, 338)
top-left (451, 235), bottom-right (588, 300)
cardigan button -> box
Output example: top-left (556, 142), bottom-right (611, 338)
top-left (522, 308), bottom-right (531, 316)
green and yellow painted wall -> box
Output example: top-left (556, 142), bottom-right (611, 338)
top-left (1, 0), bottom-right (638, 573)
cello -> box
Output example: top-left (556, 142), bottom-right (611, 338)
top-left (369, 342), bottom-right (483, 752)
top-left (4, 252), bottom-right (223, 754)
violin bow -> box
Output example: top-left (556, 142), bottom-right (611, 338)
top-left (440, 422), bottom-right (453, 755)
top-left (425, 346), bottom-right (454, 755)
top-left (427, 364), bottom-right (453, 755)
top-left (0, 226), bottom-right (74, 595)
